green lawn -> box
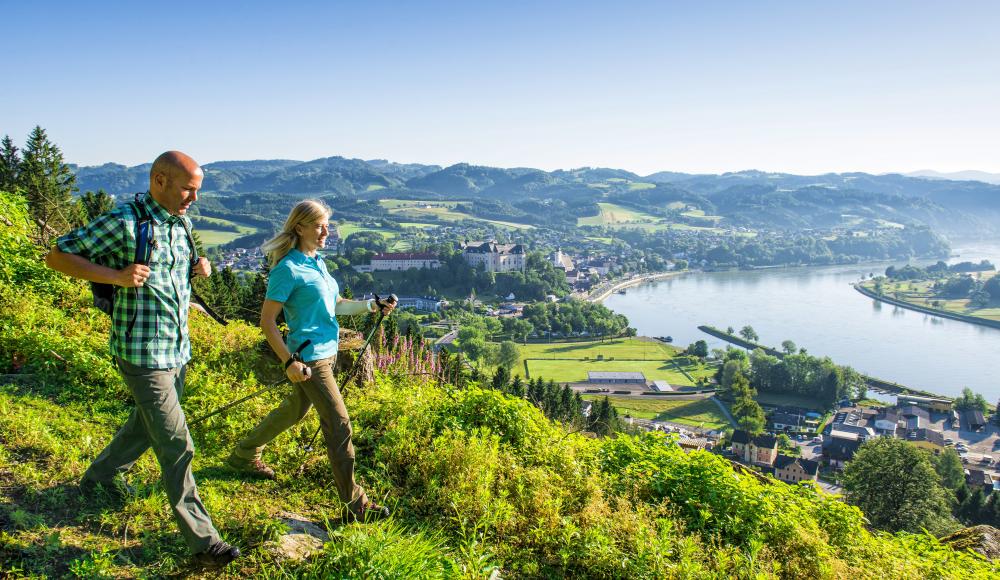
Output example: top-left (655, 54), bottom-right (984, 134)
top-left (397, 222), bottom-right (439, 229)
top-left (862, 275), bottom-right (1000, 322)
top-left (577, 203), bottom-right (653, 227)
top-left (380, 199), bottom-right (461, 210)
top-left (336, 223), bottom-right (400, 241)
top-left (628, 182), bottom-right (656, 191)
top-left (191, 216), bottom-right (261, 248)
top-left (680, 209), bottom-right (723, 222)
top-left (379, 199), bottom-right (535, 230)
top-left (515, 338), bottom-right (716, 386)
top-left (577, 203), bottom-right (724, 233)
top-left (518, 337), bottom-right (677, 359)
top-left (581, 395), bottom-right (730, 429)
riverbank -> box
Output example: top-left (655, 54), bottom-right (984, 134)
top-left (699, 325), bottom-right (952, 401)
top-left (587, 270), bottom-right (687, 302)
top-left (853, 283), bottom-right (1000, 330)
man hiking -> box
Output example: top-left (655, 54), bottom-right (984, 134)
top-left (45, 151), bottom-right (240, 568)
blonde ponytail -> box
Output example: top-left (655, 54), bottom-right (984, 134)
top-left (262, 199), bottom-right (332, 267)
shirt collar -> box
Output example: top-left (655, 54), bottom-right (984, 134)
top-left (141, 192), bottom-right (178, 225)
top-left (290, 248), bottom-right (317, 260)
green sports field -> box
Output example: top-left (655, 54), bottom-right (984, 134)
top-left (516, 338), bottom-right (716, 386)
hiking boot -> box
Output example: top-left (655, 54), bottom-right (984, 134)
top-left (79, 476), bottom-right (135, 502)
top-left (194, 541), bottom-right (240, 568)
top-left (226, 452), bottom-right (276, 480)
top-left (345, 501), bottom-right (391, 524)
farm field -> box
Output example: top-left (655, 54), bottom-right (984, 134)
top-left (379, 199), bottom-right (535, 230)
top-left (581, 395), bottom-right (730, 430)
top-left (336, 222), bottom-right (400, 241)
top-left (515, 338), bottom-right (716, 386)
top-left (191, 215), bottom-right (261, 248)
top-left (861, 272), bottom-right (1000, 322)
top-left (577, 202), bottom-right (724, 233)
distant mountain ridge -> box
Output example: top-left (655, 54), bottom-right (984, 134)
top-left (905, 169), bottom-right (1000, 185)
top-left (70, 158), bottom-right (1000, 233)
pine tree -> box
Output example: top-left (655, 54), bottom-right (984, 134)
top-left (559, 385), bottom-right (574, 422)
top-left (0, 135), bottom-right (20, 193)
top-left (19, 126), bottom-right (80, 243)
top-left (508, 375), bottom-right (525, 398)
top-left (491, 366), bottom-right (511, 393)
top-left (527, 377), bottom-right (544, 405)
top-left (79, 189), bottom-right (116, 221)
top-left (731, 370), bottom-right (766, 435)
top-left (383, 314), bottom-right (399, 347)
top-left (543, 380), bottom-right (560, 418)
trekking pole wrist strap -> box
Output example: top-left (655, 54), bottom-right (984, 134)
top-left (284, 339), bottom-right (312, 370)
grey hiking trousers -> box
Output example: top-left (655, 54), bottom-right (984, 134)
top-left (84, 358), bottom-right (219, 553)
top-left (233, 355), bottom-right (367, 512)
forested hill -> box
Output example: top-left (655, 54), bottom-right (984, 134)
top-left (2, 188), bottom-right (998, 576)
top-left (72, 158), bottom-right (1000, 234)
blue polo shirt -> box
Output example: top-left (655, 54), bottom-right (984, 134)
top-left (266, 248), bottom-right (340, 362)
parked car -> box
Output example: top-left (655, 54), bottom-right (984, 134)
top-left (945, 437), bottom-right (955, 445)
top-left (811, 436), bottom-right (823, 444)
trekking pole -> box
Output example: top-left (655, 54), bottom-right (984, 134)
top-left (189, 340), bottom-right (312, 426)
top-left (300, 294), bottom-right (395, 452)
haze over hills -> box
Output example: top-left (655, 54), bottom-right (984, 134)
top-left (905, 169), bottom-right (1000, 185)
top-left (70, 157), bottom-right (1000, 234)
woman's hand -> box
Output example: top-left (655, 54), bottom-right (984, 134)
top-left (375, 298), bottom-right (397, 316)
top-left (286, 361), bottom-right (312, 382)
top-left (375, 294), bottom-right (398, 316)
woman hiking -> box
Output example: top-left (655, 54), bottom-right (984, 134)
top-left (227, 199), bottom-right (394, 522)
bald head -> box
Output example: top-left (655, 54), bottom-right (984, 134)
top-left (151, 151), bottom-right (202, 183)
top-left (149, 150), bottom-right (204, 216)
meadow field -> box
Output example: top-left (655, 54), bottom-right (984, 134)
top-left (864, 272), bottom-right (1000, 322)
top-left (580, 395), bottom-right (730, 430)
top-left (577, 202), bottom-right (723, 233)
top-left (191, 215), bottom-right (261, 248)
top-left (515, 338), bottom-right (716, 386)
top-left (379, 199), bottom-right (535, 230)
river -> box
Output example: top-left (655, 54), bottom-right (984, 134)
top-left (602, 241), bottom-right (1000, 401)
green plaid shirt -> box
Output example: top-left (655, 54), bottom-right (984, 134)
top-left (57, 193), bottom-right (193, 369)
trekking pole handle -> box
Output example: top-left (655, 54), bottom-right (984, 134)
top-left (372, 292), bottom-right (398, 314)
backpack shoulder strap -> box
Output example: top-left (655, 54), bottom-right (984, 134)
top-left (179, 215), bottom-right (228, 326)
top-left (179, 216), bottom-right (199, 264)
top-left (130, 193), bottom-right (154, 265)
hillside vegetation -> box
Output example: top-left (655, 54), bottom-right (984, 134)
top-left (1, 190), bottom-right (996, 578)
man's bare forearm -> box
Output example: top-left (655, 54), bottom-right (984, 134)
top-left (45, 247), bottom-right (123, 285)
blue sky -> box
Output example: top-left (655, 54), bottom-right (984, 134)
top-left (2, 1), bottom-right (998, 174)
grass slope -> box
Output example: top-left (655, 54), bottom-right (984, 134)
top-left (577, 203), bottom-right (724, 233)
top-left (191, 216), bottom-right (262, 248)
top-left (1, 192), bottom-right (996, 578)
top-left (379, 199), bottom-right (535, 231)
